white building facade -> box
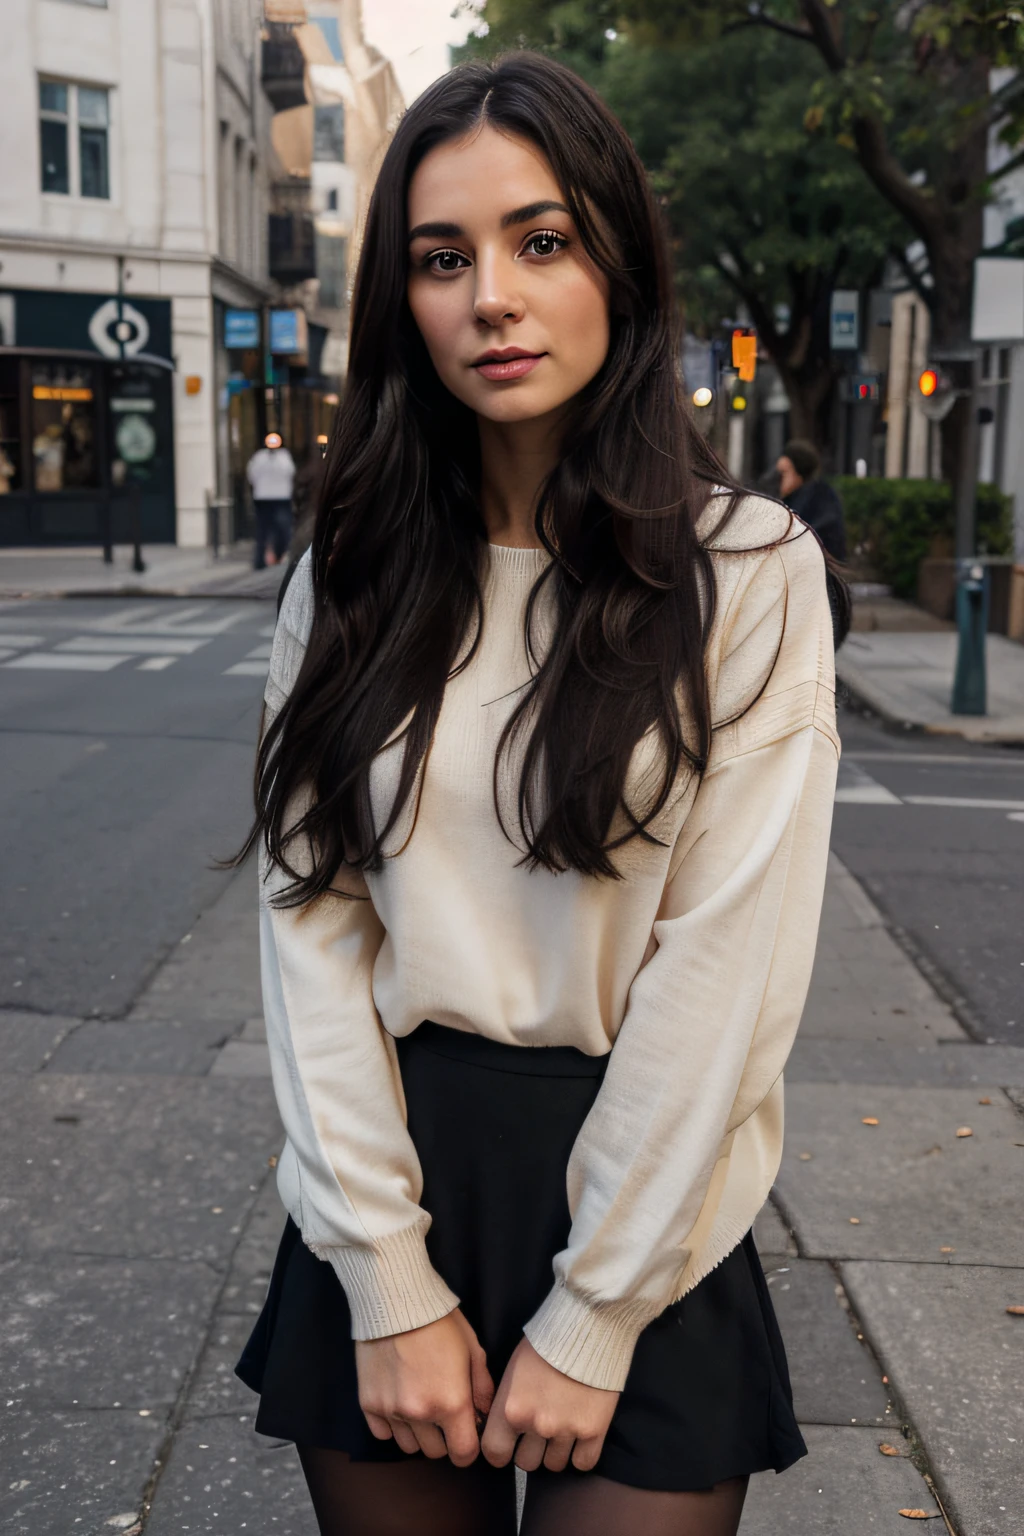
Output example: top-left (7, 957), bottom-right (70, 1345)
top-left (0, 0), bottom-right (269, 547)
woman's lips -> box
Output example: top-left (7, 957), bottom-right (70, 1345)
top-left (472, 354), bottom-right (544, 381)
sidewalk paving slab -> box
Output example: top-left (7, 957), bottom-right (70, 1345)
top-left (788, 1038), bottom-right (1024, 1088)
top-left (841, 1262), bottom-right (1024, 1536)
top-left (776, 1081), bottom-right (1024, 1269)
top-left (144, 1417), bottom-right (316, 1536)
top-left (760, 1255), bottom-right (896, 1428)
top-left (740, 1424), bottom-right (943, 1533)
top-left (0, 1072), bottom-right (279, 1263)
top-left (1, 1254), bottom-right (215, 1411)
top-left (837, 629), bottom-right (1024, 745)
top-left (0, 545), bottom-right (283, 603)
top-left (0, 1011), bottom-right (80, 1073)
top-left (0, 1406), bottom-right (163, 1536)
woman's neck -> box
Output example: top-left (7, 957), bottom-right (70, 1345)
top-left (477, 412), bottom-right (564, 549)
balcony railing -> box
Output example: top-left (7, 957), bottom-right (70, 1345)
top-left (261, 25), bottom-right (307, 113)
top-left (269, 210), bottom-right (316, 285)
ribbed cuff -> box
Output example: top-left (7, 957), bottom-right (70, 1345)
top-left (523, 1283), bottom-right (658, 1393)
top-left (308, 1224), bottom-right (460, 1341)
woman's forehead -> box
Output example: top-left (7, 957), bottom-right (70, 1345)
top-left (408, 125), bottom-right (565, 228)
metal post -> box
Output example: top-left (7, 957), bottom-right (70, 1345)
top-left (948, 350), bottom-right (985, 714)
top-left (130, 480), bottom-right (146, 574)
top-left (101, 495), bottom-right (114, 564)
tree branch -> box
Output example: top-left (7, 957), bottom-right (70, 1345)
top-left (888, 244), bottom-right (936, 311)
top-left (989, 145), bottom-right (1024, 185)
top-left (852, 113), bottom-right (942, 245)
top-left (724, 8), bottom-right (816, 45)
top-left (796, 0), bottom-right (846, 72)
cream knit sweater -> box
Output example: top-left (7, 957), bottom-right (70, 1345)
top-left (259, 492), bottom-right (839, 1393)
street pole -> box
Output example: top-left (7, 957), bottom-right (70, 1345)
top-left (946, 349), bottom-right (986, 715)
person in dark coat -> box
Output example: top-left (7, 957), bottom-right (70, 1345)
top-left (776, 439), bottom-right (847, 563)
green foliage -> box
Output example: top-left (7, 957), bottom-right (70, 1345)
top-left (835, 477), bottom-right (1013, 595)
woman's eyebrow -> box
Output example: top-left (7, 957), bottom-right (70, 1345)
top-left (500, 199), bottom-right (570, 228)
top-left (408, 201), bottom-right (571, 244)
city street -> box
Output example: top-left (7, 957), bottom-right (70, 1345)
top-left (1, 595), bottom-right (1022, 1534)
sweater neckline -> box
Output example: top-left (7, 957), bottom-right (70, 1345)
top-left (485, 542), bottom-right (552, 576)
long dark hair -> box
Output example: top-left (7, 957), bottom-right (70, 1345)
top-left (241, 52), bottom-right (831, 903)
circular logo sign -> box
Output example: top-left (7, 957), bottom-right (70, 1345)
top-left (115, 413), bottom-right (157, 463)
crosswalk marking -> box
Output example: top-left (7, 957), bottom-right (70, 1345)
top-left (0, 635), bottom-right (45, 649)
top-left (6, 651), bottom-right (129, 671)
top-left (834, 761), bottom-right (901, 805)
top-left (223, 660), bottom-right (269, 677)
top-left (245, 643), bottom-right (272, 660)
top-left (137, 656), bottom-right (178, 672)
top-left (903, 794), bottom-right (1024, 812)
top-left (57, 635), bottom-right (209, 655)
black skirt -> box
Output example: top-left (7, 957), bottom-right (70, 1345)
top-left (236, 1021), bottom-right (806, 1492)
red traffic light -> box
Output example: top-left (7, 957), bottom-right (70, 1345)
top-left (918, 368), bottom-right (939, 398)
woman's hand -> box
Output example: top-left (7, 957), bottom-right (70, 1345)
top-left (355, 1307), bottom-right (495, 1466)
top-left (482, 1337), bottom-right (620, 1473)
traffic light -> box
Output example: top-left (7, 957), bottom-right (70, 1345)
top-left (916, 364), bottom-right (957, 421)
top-left (731, 329), bottom-right (757, 383)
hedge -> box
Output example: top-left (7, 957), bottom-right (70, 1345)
top-left (832, 477), bottom-right (1013, 598)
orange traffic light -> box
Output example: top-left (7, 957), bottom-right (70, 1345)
top-left (918, 368), bottom-right (939, 398)
top-left (732, 329), bottom-right (757, 383)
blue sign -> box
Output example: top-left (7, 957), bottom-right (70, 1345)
top-left (270, 309), bottom-right (302, 354)
top-left (224, 309), bottom-right (260, 349)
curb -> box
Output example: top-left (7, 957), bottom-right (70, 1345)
top-left (836, 665), bottom-right (1024, 749)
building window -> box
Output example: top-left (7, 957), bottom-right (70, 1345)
top-left (314, 104), bottom-right (345, 163)
top-left (39, 80), bottom-right (110, 199)
top-left (31, 362), bottom-right (100, 491)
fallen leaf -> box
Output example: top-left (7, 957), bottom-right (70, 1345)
top-left (955, 1127), bottom-right (973, 1138)
top-left (849, 1217), bottom-right (861, 1225)
top-left (1007, 1306), bottom-right (1024, 1317)
top-left (898, 1511), bottom-right (940, 1520)
top-left (940, 1246), bottom-right (955, 1254)
top-left (862, 1117), bottom-right (880, 1126)
top-left (879, 1442), bottom-right (902, 1456)
top-left (882, 1375), bottom-right (889, 1384)
top-left (798, 1151), bottom-right (812, 1161)
top-left (268, 1155), bottom-right (278, 1167)
top-left (978, 1097), bottom-right (992, 1105)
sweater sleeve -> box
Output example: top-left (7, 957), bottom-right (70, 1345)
top-left (522, 532), bottom-right (840, 1392)
top-left (259, 554), bottom-right (459, 1339)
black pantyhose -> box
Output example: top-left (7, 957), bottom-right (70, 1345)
top-left (521, 1469), bottom-right (749, 1536)
top-left (296, 1446), bottom-right (748, 1536)
top-left (296, 1446), bottom-right (517, 1536)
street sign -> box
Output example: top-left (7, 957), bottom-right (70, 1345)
top-left (224, 309), bottom-right (260, 349)
top-left (971, 257), bottom-right (1024, 342)
top-left (830, 290), bottom-right (860, 350)
top-left (270, 308), bottom-right (308, 355)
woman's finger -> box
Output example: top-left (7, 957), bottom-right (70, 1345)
top-left (363, 1411), bottom-right (393, 1442)
top-left (513, 1430), bottom-right (548, 1473)
top-left (469, 1345), bottom-right (496, 1417)
top-left (409, 1420), bottom-right (449, 1460)
top-left (439, 1403), bottom-right (482, 1468)
top-left (480, 1402), bottom-right (518, 1467)
top-left (542, 1435), bottom-right (575, 1473)
top-left (570, 1433), bottom-right (604, 1473)
top-left (389, 1418), bottom-right (421, 1456)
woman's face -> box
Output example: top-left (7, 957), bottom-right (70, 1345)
top-left (406, 125), bottom-right (611, 427)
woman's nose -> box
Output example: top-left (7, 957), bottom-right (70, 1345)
top-left (472, 253), bottom-right (525, 327)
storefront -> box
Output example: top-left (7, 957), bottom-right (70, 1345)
top-left (0, 288), bottom-right (175, 546)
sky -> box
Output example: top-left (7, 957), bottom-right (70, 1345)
top-left (361, 0), bottom-right (482, 107)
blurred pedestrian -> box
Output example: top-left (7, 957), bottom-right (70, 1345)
top-left (234, 53), bottom-right (837, 1536)
top-left (246, 432), bottom-right (296, 570)
top-left (776, 439), bottom-right (847, 562)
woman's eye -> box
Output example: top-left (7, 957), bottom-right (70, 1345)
top-left (427, 249), bottom-right (469, 273)
top-left (523, 231), bottom-right (566, 258)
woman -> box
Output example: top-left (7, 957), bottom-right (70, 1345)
top-left (235, 52), bottom-right (841, 1536)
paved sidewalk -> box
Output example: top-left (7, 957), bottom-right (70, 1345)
top-left (837, 629), bottom-right (1024, 746)
top-left (0, 545), bottom-right (283, 602)
top-left (2, 855), bottom-right (1021, 1533)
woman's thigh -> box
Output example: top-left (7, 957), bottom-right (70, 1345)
top-left (296, 1445), bottom-right (518, 1536)
top-left (520, 1468), bottom-right (749, 1536)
